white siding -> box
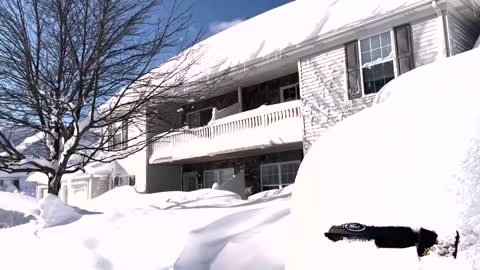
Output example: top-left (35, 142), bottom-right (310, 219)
top-left (447, 12), bottom-right (480, 55)
top-left (411, 16), bottom-right (443, 67)
top-left (300, 16), bottom-right (444, 152)
top-left (299, 46), bottom-right (374, 151)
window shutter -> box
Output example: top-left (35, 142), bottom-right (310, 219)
top-left (345, 41), bottom-right (361, 99)
top-left (394, 24), bottom-right (414, 75)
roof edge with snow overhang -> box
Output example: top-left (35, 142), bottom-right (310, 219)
top-left (170, 0), bottom-right (438, 85)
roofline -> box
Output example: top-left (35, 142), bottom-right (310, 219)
top-left (210, 0), bottom-right (439, 82)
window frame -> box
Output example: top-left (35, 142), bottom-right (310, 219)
top-left (185, 106), bottom-right (214, 128)
top-left (260, 160), bottom-right (301, 191)
top-left (356, 29), bottom-right (399, 97)
top-left (279, 83), bottom-right (300, 102)
top-left (113, 174), bottom-right (135, 188)
top-left (109, 120), bottom-right (128, 150)
top-left (203, 167), bottom-right (234, 188)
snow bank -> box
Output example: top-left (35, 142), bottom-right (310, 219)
top-left (36, 195), bottom-right (81, 229)
top-left (0, 192), bottom-right (37, 228)
top-left (0, 184), bottom-right (290, 270)
top-left (0, 191), bottom-right (37, 214)
top-left (248, 184), bottom-right (294, 200)
top-left (287, 47), bottom-right (480, 269)
top-left (82, 186), bottom-right (242, 211)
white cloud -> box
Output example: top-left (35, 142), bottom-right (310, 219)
top-left (208, 18), bottom-right (244, 34)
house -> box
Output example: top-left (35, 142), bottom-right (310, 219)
top-left (20, 0), bottom-right (480, 201)
top-left (140, 0), bottom-right (480, 197)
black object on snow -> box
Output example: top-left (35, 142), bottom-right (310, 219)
top-left (324, 223), bottom-right (442, 258)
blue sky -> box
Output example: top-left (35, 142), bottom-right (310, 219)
top-left (190, 0), bottom-right (294, 37)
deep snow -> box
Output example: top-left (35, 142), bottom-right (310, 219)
top-left (287, 47), bottom-right (480, 269)
top-left (0, 186), bottom-right (291, 270)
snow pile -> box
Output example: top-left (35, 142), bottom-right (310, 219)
top-left (0, 191), bottom-right (37, 214)
top-left (0, 185), bottom-right (290, 270)
top-left (248, 184), bottom-right (294, 200)
top-left (82, 186), bottom-right (242, 211)
top-left (0, 192), bottom-right (37, 228)
top-left (287, 48), bottom-right (480, 269)
top-left (35, 194), bottom-right (81, 229)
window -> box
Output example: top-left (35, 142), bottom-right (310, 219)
top-left (280, 83), bottom-right (300, 102)
top-left (203, 168), bottom-right (234, 188)
top-left (183, 172), bottom-right (198, 191)
top-left (186, 107), bottom-right (213, 128)
top-left (260, 161), bottom-right (300, 191)
top-left (113, 175), bottom-right (135, 187)
top-left (359, 31), bottom-right (395, 95)
top-left (0, 179), bottom-right (20, 191)
top-left (346, 25), bottom-right (413, 99)
top-left (109, 120), bottom-right (128, 150)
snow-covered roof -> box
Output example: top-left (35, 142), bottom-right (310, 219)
top-left (26, 160), bottom-right (124, 185)
top-left (169, 0), bottom-right (433, 80)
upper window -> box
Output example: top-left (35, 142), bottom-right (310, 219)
top-left (109, 120), bottom-right (128, 150)
top-left (280, 83), bottom-right (300, 102)
top-left (346, 25), bottom-right (413, 100)
top-left (186, 107), bottom-right (213, 128)
top-left (260, 161), bottom-right (300, 191)
top-left (359, 32), bottom-right (395, 95)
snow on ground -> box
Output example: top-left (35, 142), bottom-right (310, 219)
top-left (287, 48), bottom-right (480, 270)
top-left (0, 191), bottom-right (37, 228)
top-left (0, 191), bottom-right (37, 214)
top-left (2, 48), bottom-right (480, 270)
top-left (0, 186), bottom-right (291, 270)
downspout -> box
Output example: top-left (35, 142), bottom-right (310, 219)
top-left (432, 0), bottom-right (450, 57)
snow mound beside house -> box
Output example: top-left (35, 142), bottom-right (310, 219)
top-left (0, 184), bottom-right (290, 270)
top-left (287, 46), bottom-right (480, 269)
top-left (82, 186), bottom-right (242, 211)
top-left (248, 184), bottom-right (294, 200)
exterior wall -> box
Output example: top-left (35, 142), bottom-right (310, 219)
top-left (300, 15), bottom-right (445, 152)
top-left (411, 16), bottom-right (445, 66)
top-left (146, 164), bottom-right (182, 192)
top-left (116, 115), bottom-right (148, 192)
top-left (446, 9), bottom-right (480, 56)
top-left (242, 73), bottom-right (298, 111)
top-left (183, 149), bottom-right (303, 195)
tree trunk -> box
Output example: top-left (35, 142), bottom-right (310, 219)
top-left (47, 174), bottom-right (63, 196)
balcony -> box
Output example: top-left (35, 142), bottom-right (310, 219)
top-left (149, 100), bottom-right (303, 164)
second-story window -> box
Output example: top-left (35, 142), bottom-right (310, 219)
top-left (280, 83), bottom-right (300, 102)
top-left (346, 25), bottom-right (413, 100)
top-left (359, 32), bottom-right (395, 95)
top-left (186, 107), bottom-right (213, 128)
top-left (109, 120), bottom-right (128, 150)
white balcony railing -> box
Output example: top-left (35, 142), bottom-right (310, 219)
top-left (149, 100), bottom-right (303, 163)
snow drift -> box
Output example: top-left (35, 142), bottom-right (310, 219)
top-left (287, 48), bottom-right (480, 270)
top-left (0, 186), bottom-right (291, 270)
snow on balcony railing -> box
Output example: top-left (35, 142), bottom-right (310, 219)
top-left (149, 100), bottom-right (303, 163)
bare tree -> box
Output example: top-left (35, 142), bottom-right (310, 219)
top-left (0, 0), bottom-right (225, 195)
